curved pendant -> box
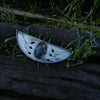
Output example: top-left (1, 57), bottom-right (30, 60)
top-left (16, 31), bottom-right (72, 63)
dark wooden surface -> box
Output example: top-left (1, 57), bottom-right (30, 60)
top-left (0, 22), bottom-right (100, 47)
top-left (0, 55), bottom-right (100, 100)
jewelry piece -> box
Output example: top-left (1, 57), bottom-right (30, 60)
top-left (16, 31), bottom-right (72, 63)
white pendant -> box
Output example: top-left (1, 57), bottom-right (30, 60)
top-left (16, 31), bottom-right (72, 63)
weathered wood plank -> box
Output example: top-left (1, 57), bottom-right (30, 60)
top-left (0, 55), bottom-right (100, 100)
top-left (0, 23), bottom-right (100, 48)
top-left (0, 6), bottom-right (57, 21)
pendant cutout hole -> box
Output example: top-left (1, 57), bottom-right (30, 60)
top-left (49, 54), bottom-right (52, 56)
top-left (29, 47), bottom-right (32, 49)
top-left (31, 41), bottom-right (35, 44)
top-left (47, 59), bottom-right (50, 61)
top-left (28, 52), bottom-right (31, 54)
top-left (51, 49), bottom-right (54, 53)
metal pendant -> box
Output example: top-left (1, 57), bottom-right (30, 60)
top-left (16, 31), bottom-right (72, 63)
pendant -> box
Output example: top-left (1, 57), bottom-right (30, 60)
top-left (16, 31), bottom-right (72, 63)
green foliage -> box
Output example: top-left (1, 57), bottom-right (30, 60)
top-left (0, 0), bottom-right (99, 30)
top-left (24, 14), bottom-right (27, 24)
top-left (0, 2), bottom-right (17, 24)
top-left (44, 0), bottom-right (100, 30)
top-left (66, 32), bottom-right (100, 68)
top-left (2, 29), bottom-right (29, 56)
top-left (0, 42), bottom-right (21, 56)
top-left (29, 2), bottom-right (37, 13)
top-left (4, 29), bottom-right (29, 43)
top-left (25, 29), bottom-right (30, 34)
top-left (65, 36), bottom-right (85, 49)
top-left (4, 36), bottom-right (16, 43)
top-left (37, 62), bottom-right (40, 68)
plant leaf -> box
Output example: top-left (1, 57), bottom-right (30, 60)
top-left (5, 36), bottom-right (16, 43)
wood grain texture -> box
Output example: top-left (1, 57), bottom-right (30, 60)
top-left (0, 23), bottom-right (100, 47)
top-left (0, 55), bottom-right (100, 100)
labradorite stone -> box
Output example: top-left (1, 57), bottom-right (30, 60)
top-left (35, 43), bottom-right (47, 58)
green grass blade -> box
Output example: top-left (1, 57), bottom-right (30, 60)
top-left (65, 35), bottom-right (85, 49)
top-left (5, 36), bottom-right (16, 43)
